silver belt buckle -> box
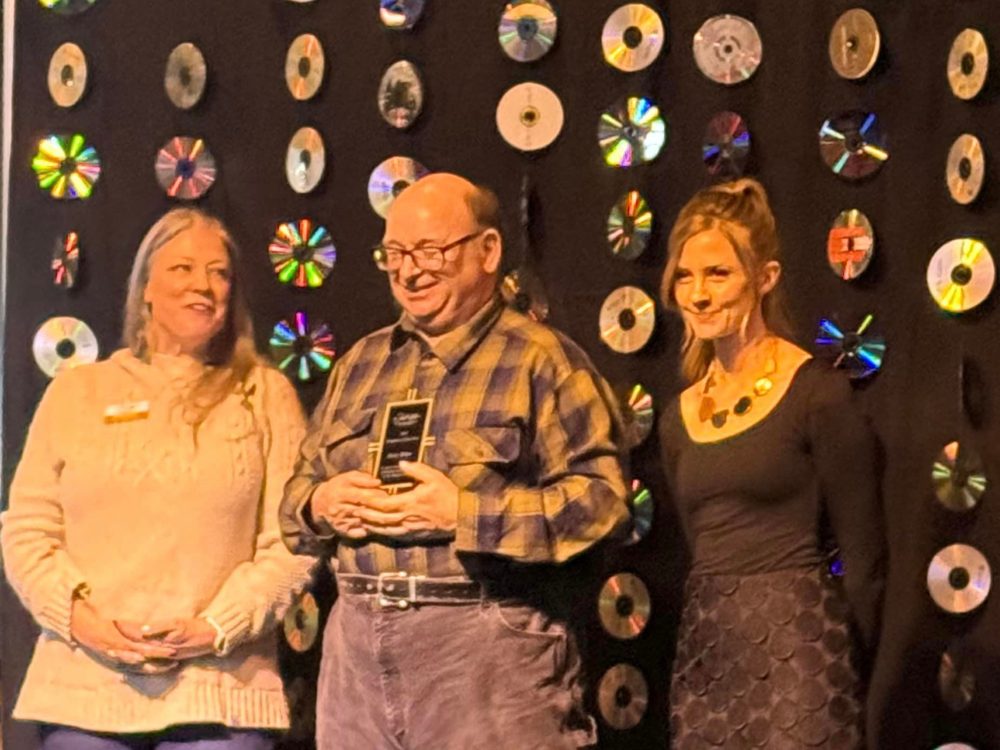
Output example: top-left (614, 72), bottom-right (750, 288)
top-left (376, 571), bottom-right (424, 610)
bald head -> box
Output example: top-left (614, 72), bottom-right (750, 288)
top-left (388, 173), bottom-right (501, 232)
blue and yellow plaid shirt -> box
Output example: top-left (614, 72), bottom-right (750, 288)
top-left (279, 296), bottom-right (630, 577)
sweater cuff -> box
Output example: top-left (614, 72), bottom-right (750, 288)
top-left (38, 570), bottom-right (87, 644)
top-left (199, 601), bottom-right (252, 656)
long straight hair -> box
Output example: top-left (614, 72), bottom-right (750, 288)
top-left (122, 208), bottom-right (259, 424)
top-left (659, 178), bottom-right (794, 384)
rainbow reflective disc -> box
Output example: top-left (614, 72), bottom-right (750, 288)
top-left (815, 314), bottom-right (886, 379)
top-left (53, 231), bottom-right (80, 289)
top-left (270, 311), bottom-right (336, 383)
top-left (39, 0), bottom-right (96, 14)
top-left (598, 96), bottom-right (667, 167)
top-left (607, 190), bottom-right (653, 260)
top-left (32, 134), bottom-right (101, 200)
top-left (627, 478), bottom-right (653, 544)
top-left (623, 383), bottom-right (654, 449)
top-left (269, 220), bottom-right (336, 288)
top-left (380, 0), bottom-right (424, 29)
top-left (155, 136), bottom-right (217, 200)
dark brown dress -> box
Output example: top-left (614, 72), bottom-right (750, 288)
top-left (659, 359), bottom-right (885, 749)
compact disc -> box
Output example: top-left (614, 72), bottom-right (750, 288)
top-left (285, 33), bottom-right (325, 101)
top-left (948, 29), bottom-right (988, 101)
top-left (597, 663), bottom-right (648, 730)
top-left (702, 110), bottom-right (750, 178)
top-left (270, 311), bottom-right (336, 383)
top-left (496, 82), bottom-right (564, 152)
top-left (498, 0), bottom-right (557, 63)
top-left (500, 267), bottom-right (550, 322)
top-left (935, 745), bottom-right (978, 750)
top-left (601, 3), bottom-right (665, 73)
top-left (927, 543), bottom-right (991, 614)
top-left (367, 156), bottom-right (429, 218)
top-left (380, 0), bottom-right (424, 30)
top-left (946, 134), bottom-right (985, 205)
top-left (828, 8), bottom-right (880, 80)
top-left (48, 43), bottom-right (87, 108)
top-left (52, 231), bottom-right (80, 289)
top-left (269, 220), bottom-right (336, 288)
top-left (827, 209), bottom-right (874, 280)
top-left (598, 96), bottom-right (667, 167)
top-left (164, 42), bottom-right (207, 110)
top-left (818, 110), bottom-right (889, 180)
top-left (607, 190), bottom-right (653, 260)
top-left (814, 314), bottom-right (885, 379)
top-left (627, 478), bottom-right (653, 544)
top-left (283, 592), bottom-right (319, 652)
top-left (286, 126), bottom-right (326, 194)
top-left (32, 316), bottom-right (99, 378)
top-left (927, 238), bottom-right (995, 313)
top-left (155, 136), bottom-right (217, 200)
top-left (692, 14), bottom-right (762, 85)
top-left (378, 60), bottom-right (424, 129)
top-left (32, 134), bottom-right (101, 200)
top-left (39, 0), bottom-right (96, 14)
top-left (599, 286), bottom-right (655, 354)
top-left (939, 642), bottom-right (975, 712)
top-left (932, 441), bottom-right (987, 513)
top-left (599, 573), bottom-right (651, 640)
top-left (623, 384), bottom-right (654, 449)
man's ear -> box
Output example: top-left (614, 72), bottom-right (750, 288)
top-left (758, 260), bottom-right (781, 296)
top-left (482, 229), bottom-right (502, 274)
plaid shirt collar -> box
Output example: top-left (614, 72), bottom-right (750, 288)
top-left (391, 294), bottom-right (505, 372)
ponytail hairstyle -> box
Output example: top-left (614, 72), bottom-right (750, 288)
top-left (659, 178), bottom-right (794, 384)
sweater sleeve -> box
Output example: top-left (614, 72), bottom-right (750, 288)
top-left (807, 368), bottom-right (886, 651)
top-left (198, 368), bottom-right (318, 654)
top-left (0, 373), bottom-right (89, 643)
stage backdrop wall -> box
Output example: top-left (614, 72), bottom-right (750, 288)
top-left (4, 1), bottom-right (1000, 748)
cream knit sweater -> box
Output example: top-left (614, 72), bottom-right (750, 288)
top-left (0, 349), bottom-right (316, 733)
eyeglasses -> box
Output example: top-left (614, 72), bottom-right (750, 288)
top-left (372, 231), bottom-right (485, 272)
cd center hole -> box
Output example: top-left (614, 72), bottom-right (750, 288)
top-left (517, 18), bottom-right (538, 40)
top-left (846, 35), bottom-right (858, 51)
top-left (298, 57), bottom-right (311, 78)
top-left (392, 179), bottom-right (410, 197)
top-left (56, 339), bottom-right (76, 359)
top-left (59, 158), bottom-right (77, 175)
top-left (615, 595), bottom-right (634, 617)
top-left (295, 610), bottom-right (307, 628)
top-left (292, 243), bottom-right (312, 262)
top-left (951, 264), bottom-right (973, 286)
top-left (292, 336), bottom-right (312, 357)
top-left (61, 65), bottom-right (75, 86)
top-left (618, 310), bottom-right (636, 331)
top-left (623, 26), bottom-right (643, 49)
top-left (521, 106), bottom-right (539, 126)
top-left (962, 52), bottom-right (976, 76)
top-left (846, 134), bottom-right (864, 152)
top-left (723, 43), bottom-right (734, 55)
top-left (177, 158), bottom-right (196, 179)
top-left (299, 151), bottom-right (312, 169)
top-left (179, 67), bottom-right (192, 87)
top-left (949, 567), bottom-right (970, 590)
top-left (615, 687), bottom-right (633, 707)
top-left (842, 332), bottom-right (860, 353)
top-left (959, 157), bottom-right (972, 180)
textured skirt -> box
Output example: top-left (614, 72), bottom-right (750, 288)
top-left (669, 566), bottom-right (864, 749)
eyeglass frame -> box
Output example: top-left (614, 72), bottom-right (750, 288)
top-left (372, 230), bottom-right (487, 272)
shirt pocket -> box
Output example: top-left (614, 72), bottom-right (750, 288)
top-left (323, 409), bottom-right (377, 474)
top-left (442, 425), bottom-right (523, 491)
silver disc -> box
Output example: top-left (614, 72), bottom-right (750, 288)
top-left (48, 43), bottom-right (88, 108)
top-left (39, 0), bottom-right (96, 14)
top-left (927, 543), bottom-right (991, 614)
top-left (285, 33), bottom-right (325, 101)
top-left (367, 156), bottom-right (429, 218)
top-left (693, 14), bottom-right (762, 85)
top-left (927, 238), bottom-right (995, 314)
top-left (601, 3), bottom-right (664, 73)
top-left (378, 60), bottom-right (424, 129)
top-left (932, 441), bottom-right (987, 512)
top-left (285, 127), bottom-right (326, 194)
top-left (828, 8), bottom-right (881, 80)
top-left (165, 43), bottom-right (207, 110)
top-left (500, 267), bottom-right (550, 322)
top-left (948, 28), bottom-right (989, 101)
top-left (32, 316), bottom-right (99, 378)
top-left (938, 641), bottom-right (975, 712)
top-left (496, 82), bottom-right (564, 152)
top-left (598, 573), bottom-right (651, 640)
top-left (380, 0), bottom-right (424, 30)
top-left (498, 0), bottom-right (558, 63)
top-left (827, 209), bottom-right (874, 280)
top-left (946, 133), bottom-right (985, 206)
top-left (597, 663), bottom-right (648, 730)
top-left (599, 286), bottom-right (655, 354)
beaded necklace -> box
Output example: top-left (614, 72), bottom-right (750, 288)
top-left (698, 338), bottom-right (778, 429)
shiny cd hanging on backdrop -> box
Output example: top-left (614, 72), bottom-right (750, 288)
top-left (927, 238), bottom-right (995, 313)
top-left (939, 642), bottom-right (976, 712)
top-left (378, 60), bottom-right (424, 129)
top-left (155, 136), bottom-right (216, 200)
top-left (270, 311), bottom-right (336, 383)
top-left (285, 127), bottom-right (326, 194)
top-left (33, 134), bottom-right (101, 200)
top-left (622, 383), bottom-right (654, 449)
top-left (380, 0), bottom-right (424, 30)
top-left (828, 8), bottom-right (880, 80)
top-left (692, 14), bottom-right (762, 85)
top-left (285, 33), bottom-right (325, 101)
top-left (48, 43), bottom-right (87, 108)
top-left (164, 43), bottom-right (207, 110)
top-left (601, 4), bottom-right (665, 73)
top-left (935, 745), bottom-right (978, 750)
top-left (52, 232), bottom-right (80, 289)
top-left (607, 190), bottom-right (653, 260)
top-left (598, 96), bottom-right (667, 167)
top-left (500, 268), bottom-right (550, 322)
top-left (627, 479), bottom-right (653, 543)
top-left (932, 442), bottom-right (987, 513)
top-left (599, 286), bottom-right (655, 353)
top-left (32, 316), bottom-right (99, 378)
top-left (946, 134), bottom-right (985, 205)
top-left (815, 314), bottom-right (885, 379)
top-left (927, 544), bottom-right (991, 615)
top-left (367, 156), bottom-right (429, 218)
top-left (597, 663), bottom-right (648, 730)
top-left (598, 573), bottom-right (651, 640)
top-left (827, 209), bottom-right (874, 280)
top-left (496, 82), bottom-right (564, 152)
top-left (269, 220), bottom-right (336, 288)
top-left (948, 29), bottom-right (989, 101)
top-left (283, 593), bottom-right (319, 652)
top-left (498, 0), bottom-right (558, 63)
top-left (818, 110), bottom-right (888, 180)
top-left (39, 0), bottom-right (96, 14)
top-left (702, 111), bottom-right (750, 178)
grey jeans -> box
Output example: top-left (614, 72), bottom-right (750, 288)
top-left (316, 592), bottom-right (598, 750)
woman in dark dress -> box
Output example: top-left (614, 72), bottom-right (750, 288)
top-left (658, 178), bottom-right (885, 749)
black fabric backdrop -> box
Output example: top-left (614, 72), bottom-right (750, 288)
top-left (4, 1), bottom-right (1000, 748)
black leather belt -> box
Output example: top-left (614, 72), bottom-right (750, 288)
top-left (337, 572), bottom-right (482, 609)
